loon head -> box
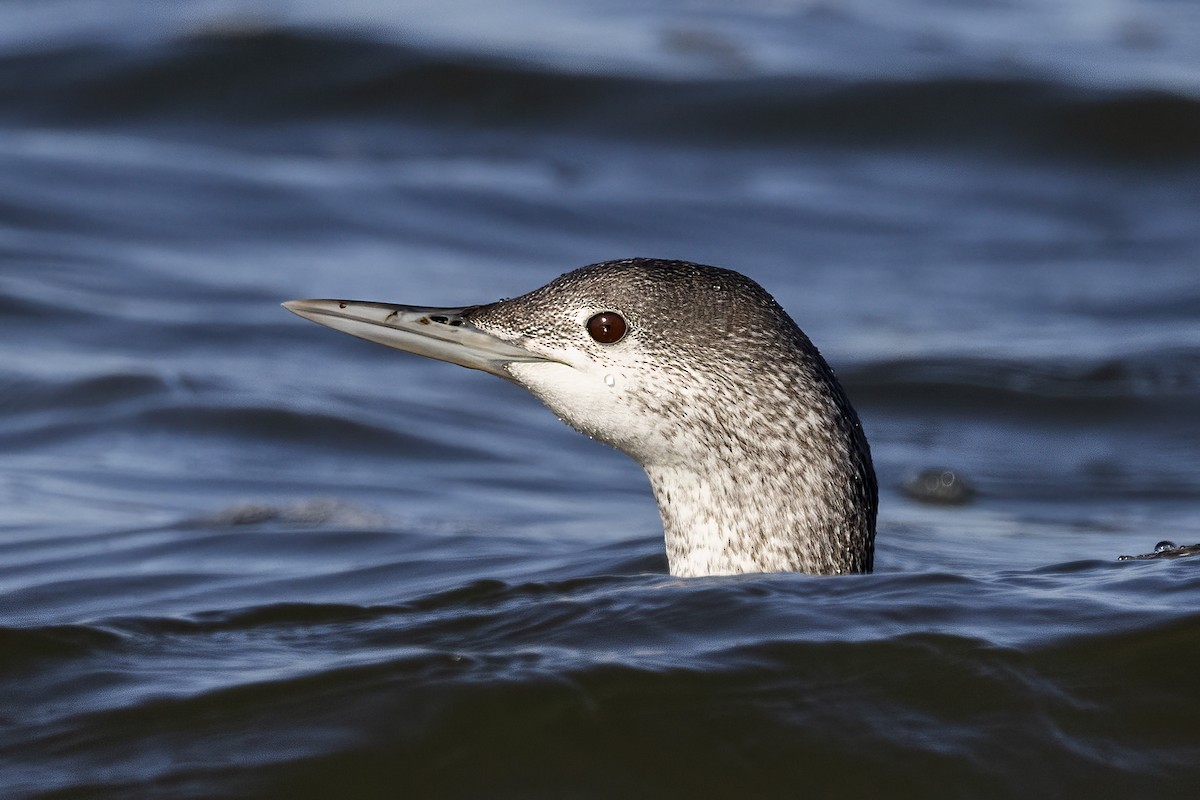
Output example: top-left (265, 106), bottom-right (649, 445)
top-left (285, 258), bottom-right (877, 577)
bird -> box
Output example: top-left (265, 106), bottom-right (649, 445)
top-left (284, 258), bottom-right (877, 577)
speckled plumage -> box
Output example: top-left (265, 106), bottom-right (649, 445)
top-left (285, 258), bottom-right (877, 577)
top-left (467, 259), bottom-right (877, 576)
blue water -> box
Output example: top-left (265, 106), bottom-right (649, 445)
top-left (2, 1), bottom-right (1200, 797)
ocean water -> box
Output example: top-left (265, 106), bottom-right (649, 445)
top-left (2, 1), bottom-right (1200, 797)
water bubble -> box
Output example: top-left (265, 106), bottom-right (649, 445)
top-left (900, 467), bottom-right (975, 506)
top-left (604, 374), bottom-right (616, 388)
top-left (1117, 540), bottom-right (1200, 561)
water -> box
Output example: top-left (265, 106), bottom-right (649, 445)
top-left (2, 1), bottom-right (1200, 796)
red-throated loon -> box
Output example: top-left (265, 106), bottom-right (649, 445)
top-left (284, 258), bottom-right (877, 577)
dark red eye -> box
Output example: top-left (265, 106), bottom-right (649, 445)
top-left (586, 311), bottom-right (627, 344)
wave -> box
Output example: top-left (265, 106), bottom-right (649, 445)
top-left (844, 347), bottom-right (1200, 419)
top-left (1, 29), bottom-right (1198, 163)
top-left (135, 403), bottom-right (488, 458)
top-left (0, 370), bottom-right (170, 415)
top-left (4, 574), bottom-right (1198, 798)
top-left (0, 365), bottom-right (490, 458)
top-left (0, 623), bottom-right (122, 668)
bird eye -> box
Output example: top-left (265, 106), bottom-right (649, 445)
top-left (586, 311), bottom-right (627, 344)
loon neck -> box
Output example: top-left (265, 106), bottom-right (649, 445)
top-left (642, 407), bottom-right (876, 577)
top-left (645, 466), bottom-right (872, 577)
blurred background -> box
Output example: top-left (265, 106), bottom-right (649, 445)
top-left (2, 1), bottom-right (1199, 797)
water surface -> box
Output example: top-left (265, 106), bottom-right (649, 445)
top-left (2, 1), bottom-right (1199, 796)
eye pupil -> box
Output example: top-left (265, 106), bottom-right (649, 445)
top-left (587, 312), bottom-right (627, 344)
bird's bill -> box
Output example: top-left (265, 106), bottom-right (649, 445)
top-left (282, 299), bottom-right (553, 378)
